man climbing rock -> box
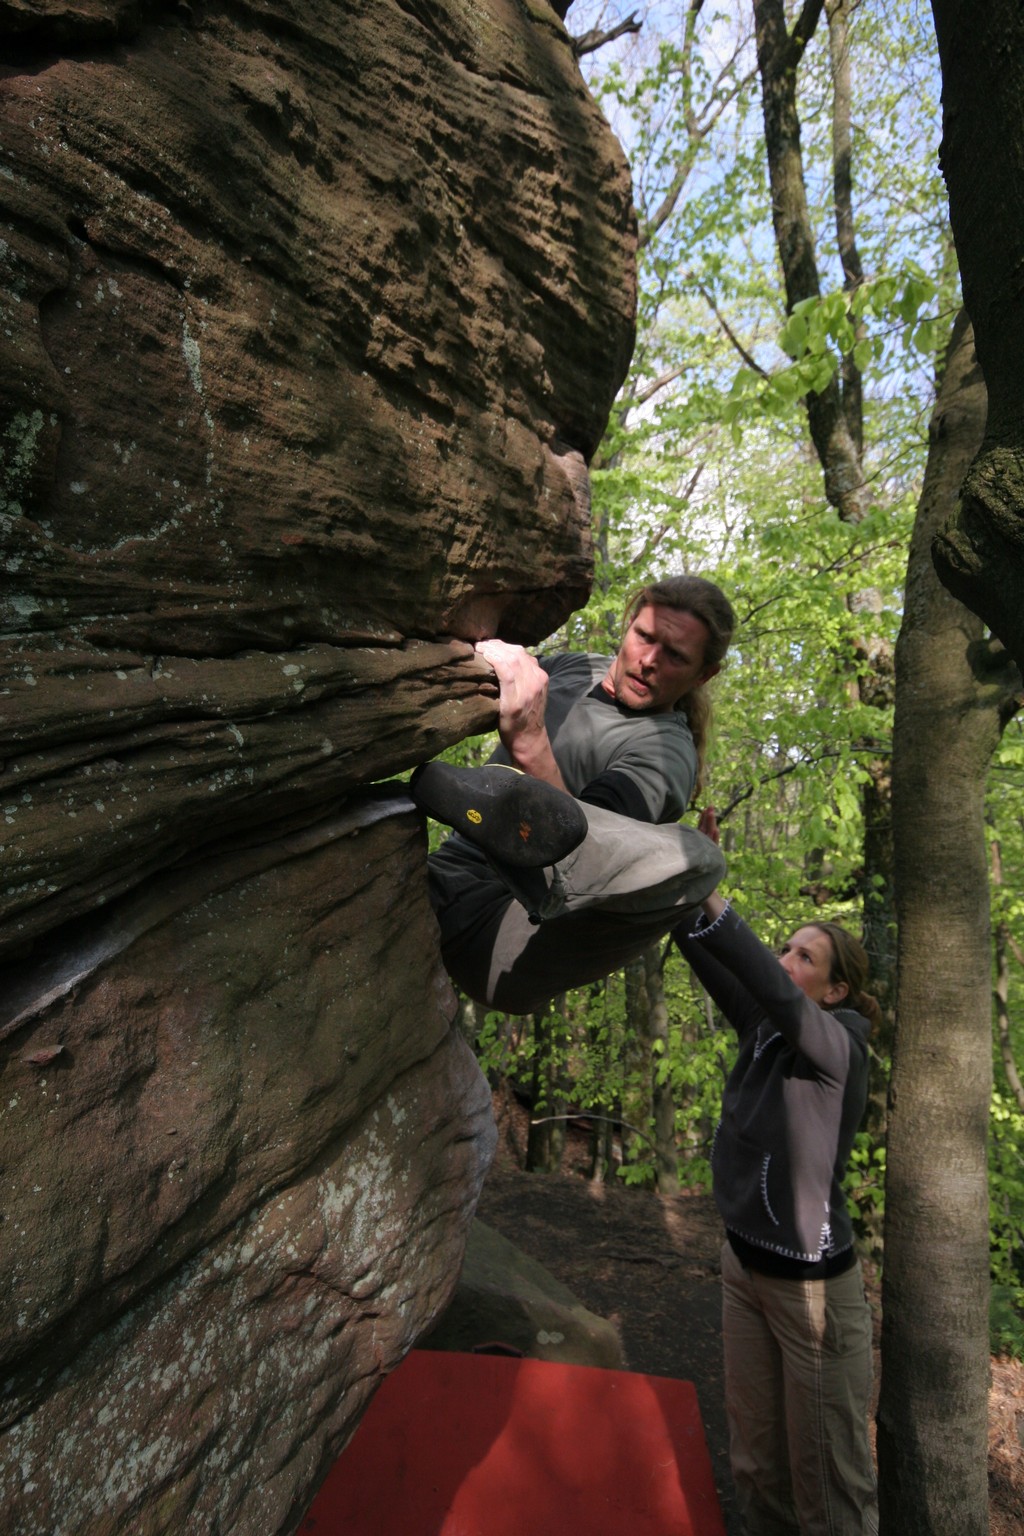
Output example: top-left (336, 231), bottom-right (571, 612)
top-left (411, 575), bottom-right (733, 1014)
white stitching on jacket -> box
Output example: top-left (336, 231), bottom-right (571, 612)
top-left (690, 899), bottom-right (732, 938)
top-left (761, 1154), bottom-right (780, 1226)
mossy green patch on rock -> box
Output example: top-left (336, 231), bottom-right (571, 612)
top-left (0, 409), bottom-right (44, 516)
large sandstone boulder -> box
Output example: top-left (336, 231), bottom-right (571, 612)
top-left (0, 0), bottom-right (635, 1530)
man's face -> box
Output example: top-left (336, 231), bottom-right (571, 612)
top-left (601, 603), bottom-right (720, 714)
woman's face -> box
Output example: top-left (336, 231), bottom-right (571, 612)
top-left (779, 926), bottom-right (849, 1007)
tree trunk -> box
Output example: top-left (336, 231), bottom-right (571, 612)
top-left (753, 0), bottom-right (898, 1013)
top-left (645, 942), bottom-right (679, 1195)
top-left (990, 839), bottom-right (1024, 1114)
top-left (585, 1003), bottom-right (618, 1181)
top-left (588, 1111), bottom-right (616, 1184)
top-left (993, 920), bottom-right (1024, 1112)
top-left (928, 0), bottom-right (1024, 676)
top-left (753, 0), bottom-right (868, 520)
top-left (525, 1000), bottom-right (568, 1175)
top-left (826, 0), bottom-right (865, 442)
top-left (622, 953), bottom-right (655, 1185)
top-left (879, 310), bottom-right (1020, 1533)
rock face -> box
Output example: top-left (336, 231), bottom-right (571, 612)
top-left (0, 1), bottom-right (635, 1531)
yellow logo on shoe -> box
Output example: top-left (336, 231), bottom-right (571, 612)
top-left (467, 809), bottom-right (482, 824)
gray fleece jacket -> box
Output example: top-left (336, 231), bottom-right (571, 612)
top-left (677, 901), bottom-right (871, 1264)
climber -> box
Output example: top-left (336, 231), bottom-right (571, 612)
top-left (411, 574), bottom-right (734, 1014)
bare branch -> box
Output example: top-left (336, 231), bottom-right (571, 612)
top-left (690, 277), bottom-right (771, 377)
top-left (530, 1111), bottom-right (654, 1149)
top-left (640, 60), bottom-right (758, 246)
top-left (573, 12), bottom-right (642, 59)
top-left (715, 748), bottom-right (845, 823)
top-left (631, 363), bottom-right (686, 407)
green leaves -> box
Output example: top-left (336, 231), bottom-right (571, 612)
top-left (779, 292), bottom-right (849, 361)
top-left (721, 267), bottom-right (945, 443)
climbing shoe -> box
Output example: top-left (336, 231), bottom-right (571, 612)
top-left (410, 762), bottom-right (588, 868)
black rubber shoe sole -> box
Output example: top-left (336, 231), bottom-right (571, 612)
top-left (410, 762), bottom-right (587, 868)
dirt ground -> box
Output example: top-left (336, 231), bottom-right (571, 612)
top-left (475, 1094), bottom-right (1024, 1536)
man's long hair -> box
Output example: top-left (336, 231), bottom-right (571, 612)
top-left (622, 574), bottom-right (735, 799)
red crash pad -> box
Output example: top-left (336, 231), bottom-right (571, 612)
top-left (300, 1350), bottom-right (725, 1536)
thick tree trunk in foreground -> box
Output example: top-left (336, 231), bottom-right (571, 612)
top-left (879, 312), bottom-right (1020, 1534)
top-left (929, 1), bottom-right (1024, 677)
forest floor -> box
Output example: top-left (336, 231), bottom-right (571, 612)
top-left (475, 1091), bottom-right (1024, 1536)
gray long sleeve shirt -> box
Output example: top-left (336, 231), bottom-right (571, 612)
top-left (490, 651), bottom-right (699, 820)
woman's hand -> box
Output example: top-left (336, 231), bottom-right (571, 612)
top-left (697, 803), bottom-right (719, 843)
top-left (696, 804), bottom-right (726, 919)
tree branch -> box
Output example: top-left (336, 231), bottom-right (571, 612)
top-left (529, 1111), bottom-right (654, 1149)
top-left (691, 277), bottom-right (770, 377)
top-left (827, 0), bottom-right (865, 452)
top-left (714, 748), bottom-right (845, 823)
top-left (631, 363), bottom-right (687, 407)
top-left (640, 46), bottom-right (757, 246)
top-left (753, 0), bottom-right (868, 520)
top-left (573, 12), bottom-right (643, 59)
top-left (790, 0), bottom-right (826, 63)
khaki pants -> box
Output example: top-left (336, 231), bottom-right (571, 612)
top-left (429, 803), bottom-right (725, 1014)
top-left (720, 1240), bottom-right (879, 1536)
